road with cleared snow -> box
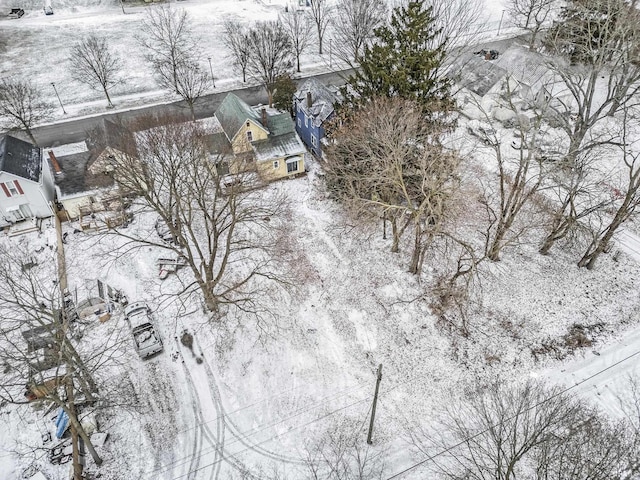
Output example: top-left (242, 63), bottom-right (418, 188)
top-left (30, 69), bottom-right (353, 147)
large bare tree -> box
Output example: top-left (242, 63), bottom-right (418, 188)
top-left (0, 78), bottom-right (52, 146)
top-left (222, 19), bottom-right (251, 83)
top-left (332, 0), bottom-right (387, 65)
top-left (105, 118), bottom-right (285, 315)
top-left (324, 96), bottom-right (460, 275)
top-left (279, 9), bottom-right (314, 72)
top-left (69, 34), bottom-right (123, 108)
top-left (246, 21), bottom-right (294, 107)
top-left (138, 6), bottom-right (199, 93)
top-left (543, 0), bottom-right (640, 163)
top-left (577, 109), bottom-right (640, 269)
top-left (309, 0), bottom-right (332, 55)
top-left (435, 381), bottom-right (638, 480)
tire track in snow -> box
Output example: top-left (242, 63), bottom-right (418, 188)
top-left (195, 338), bottom-right (306, 467)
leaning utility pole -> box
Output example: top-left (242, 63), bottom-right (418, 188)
top-left (367, 364), bottom-right (383, 445)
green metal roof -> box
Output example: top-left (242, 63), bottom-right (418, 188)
top-left (215, 93), bottom-right (262, 140)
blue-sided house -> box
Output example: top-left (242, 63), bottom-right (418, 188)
top-left (293, 79), bottom-right (341, 158)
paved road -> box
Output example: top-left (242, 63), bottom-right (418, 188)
top-left (32, 69), bottom-right (353, 147)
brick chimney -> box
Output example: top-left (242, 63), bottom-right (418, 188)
top-left (47, 150), bottom-right (63, 175)
top-left (306, 91), bottom-right (312, 109)
top-left (261, 107), bottom-right (268, 127)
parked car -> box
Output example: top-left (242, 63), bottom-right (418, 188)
top-left (9, 8), bottom-right (25, 18)
top-left (44, 5), bottom-right (53, 15)
top-left (124, 302), bottom-right (163, 359)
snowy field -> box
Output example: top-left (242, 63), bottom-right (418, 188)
top-left (0, 0), bottom-right (510, 121)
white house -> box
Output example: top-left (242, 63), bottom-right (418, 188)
top-left (0, 135), bottom-right (54, 226)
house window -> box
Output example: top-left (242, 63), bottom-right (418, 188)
top-left (246, 121), bottom-right (250, 127)
top-left (247, 131), bottom-right (253, 142)
top-left (297, 118), bottom-right (301, 128)
top-left (286, 158), bottom-right (299, 173)
top-left (304, 116), bottom-right (308, 128)
top-left (1, 180), bottom-right (23, 197)
top-left (273, 160), bottom-right (280, 169)
top-left (311, 134), bottom-right (317, 147)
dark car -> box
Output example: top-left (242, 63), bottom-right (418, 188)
top-left (9, 8), bottom-right (25, 18)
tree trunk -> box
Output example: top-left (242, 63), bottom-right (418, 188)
top-left (24, 126), bottom-right (38, 146)
top-left (318, 30), bottom-right (323, 55)
top-left (409, 226), bottom-right (421, 275)
top-left (103, 85), bottom-right (114, 109)
top-left (391, 217), bottom-right (400, 253)
top-left (297, 54), bottom-right (301, 73)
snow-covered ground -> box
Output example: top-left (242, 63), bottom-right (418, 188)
top-left (2, 152), bottom-right (639, 479)
top-left (0, 0), bottom-right (511, 121)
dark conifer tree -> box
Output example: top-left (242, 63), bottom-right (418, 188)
top-left (345, 0), bottom-right (453, 111)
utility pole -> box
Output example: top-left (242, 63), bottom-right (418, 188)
top-left (367, 364), bottom-right (383, 445)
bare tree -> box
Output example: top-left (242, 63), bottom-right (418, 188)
top-left (543, 0), bottom-right (640, 162)
top-left (223, 19), bottom-right (251, 83)
top-left (425, 0), bottom-right (488, 55)
top-left (0, 244), bottom-right (126, 472)
top-left (69, 34), bottom-right (123, 108)
top-left (577, 109), bottom-right (640, 269)
top-left (309, 0), bottom-right (332, 55)
top-left (160, 60), bottom-right (210, 120)
top-left (437, 380), bottom-right (637, 480)
top-left (538, 149), bottom-right (612, 255)
top-left (324, 96), bottom-right (460, 275)
top-left (471, 84), bottom-right (553, 262)
top-left (332, 0), bottom-right (387, 65)
top-left (506, 0), bottom-right (556, 49)
top-left (139, 6), bottom-right (199, 93)
top-left (279, 9), bottom-right (314, 72)
top-left (247, 21), bottom-right (294, 107)
top-left (104, 117), bottom-right (285, 315)
top-left (0, 78), bottom-right (52, 146)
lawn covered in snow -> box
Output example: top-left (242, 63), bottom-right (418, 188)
top-left (2, 151), bottom-right (639, 479)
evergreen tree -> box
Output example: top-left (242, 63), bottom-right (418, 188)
top-left (345, 0), bottom-right (453, 111)
top-left (272, 74), bottom-right (297, 116)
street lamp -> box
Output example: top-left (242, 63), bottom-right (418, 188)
top-left (207, 57), bottom-right (216, 88)
top-left (51, 82), bottom-right (66, 115)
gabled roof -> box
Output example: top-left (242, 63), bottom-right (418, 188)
top-left (294, 78), bottom-right (341, 127)
top-left (55, 150), bottom-right (114, 199)
top-left (0, 135), bottom-right (42, 182)
top-left (86, 119), bottom-right (137, 159)
top-left (215, 93), bottom-right (264, 140)
top-left (493, 46), bottom-right (560, 91)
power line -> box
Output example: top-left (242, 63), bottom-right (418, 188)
top-left (385, 347), bottom-right (640, 479)
top-left (152, 368), bottom-right (425, 479)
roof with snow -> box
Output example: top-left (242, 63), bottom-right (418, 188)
top-left (215, 93), bottom-right (264, 140)
top-left (294, 78), bottom-right (341, 127)
top-left (87, 119), bottom-right (137, 158)
top-left (54, 151), bottom-right (114, 198)
top-left (493, 46), bottom-right (560, 90)
top-left (0, 135), bottom-right (42, 182)
top-left (446, 53), bottom-right (509, 97)
top-left (252, 132), bottom-right (306, 162)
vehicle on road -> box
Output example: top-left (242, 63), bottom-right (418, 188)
top-left (124, 302), bottom-right (163, 359)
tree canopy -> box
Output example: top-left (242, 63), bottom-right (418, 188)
top-left (345, 0), bottom-right (453, 111)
